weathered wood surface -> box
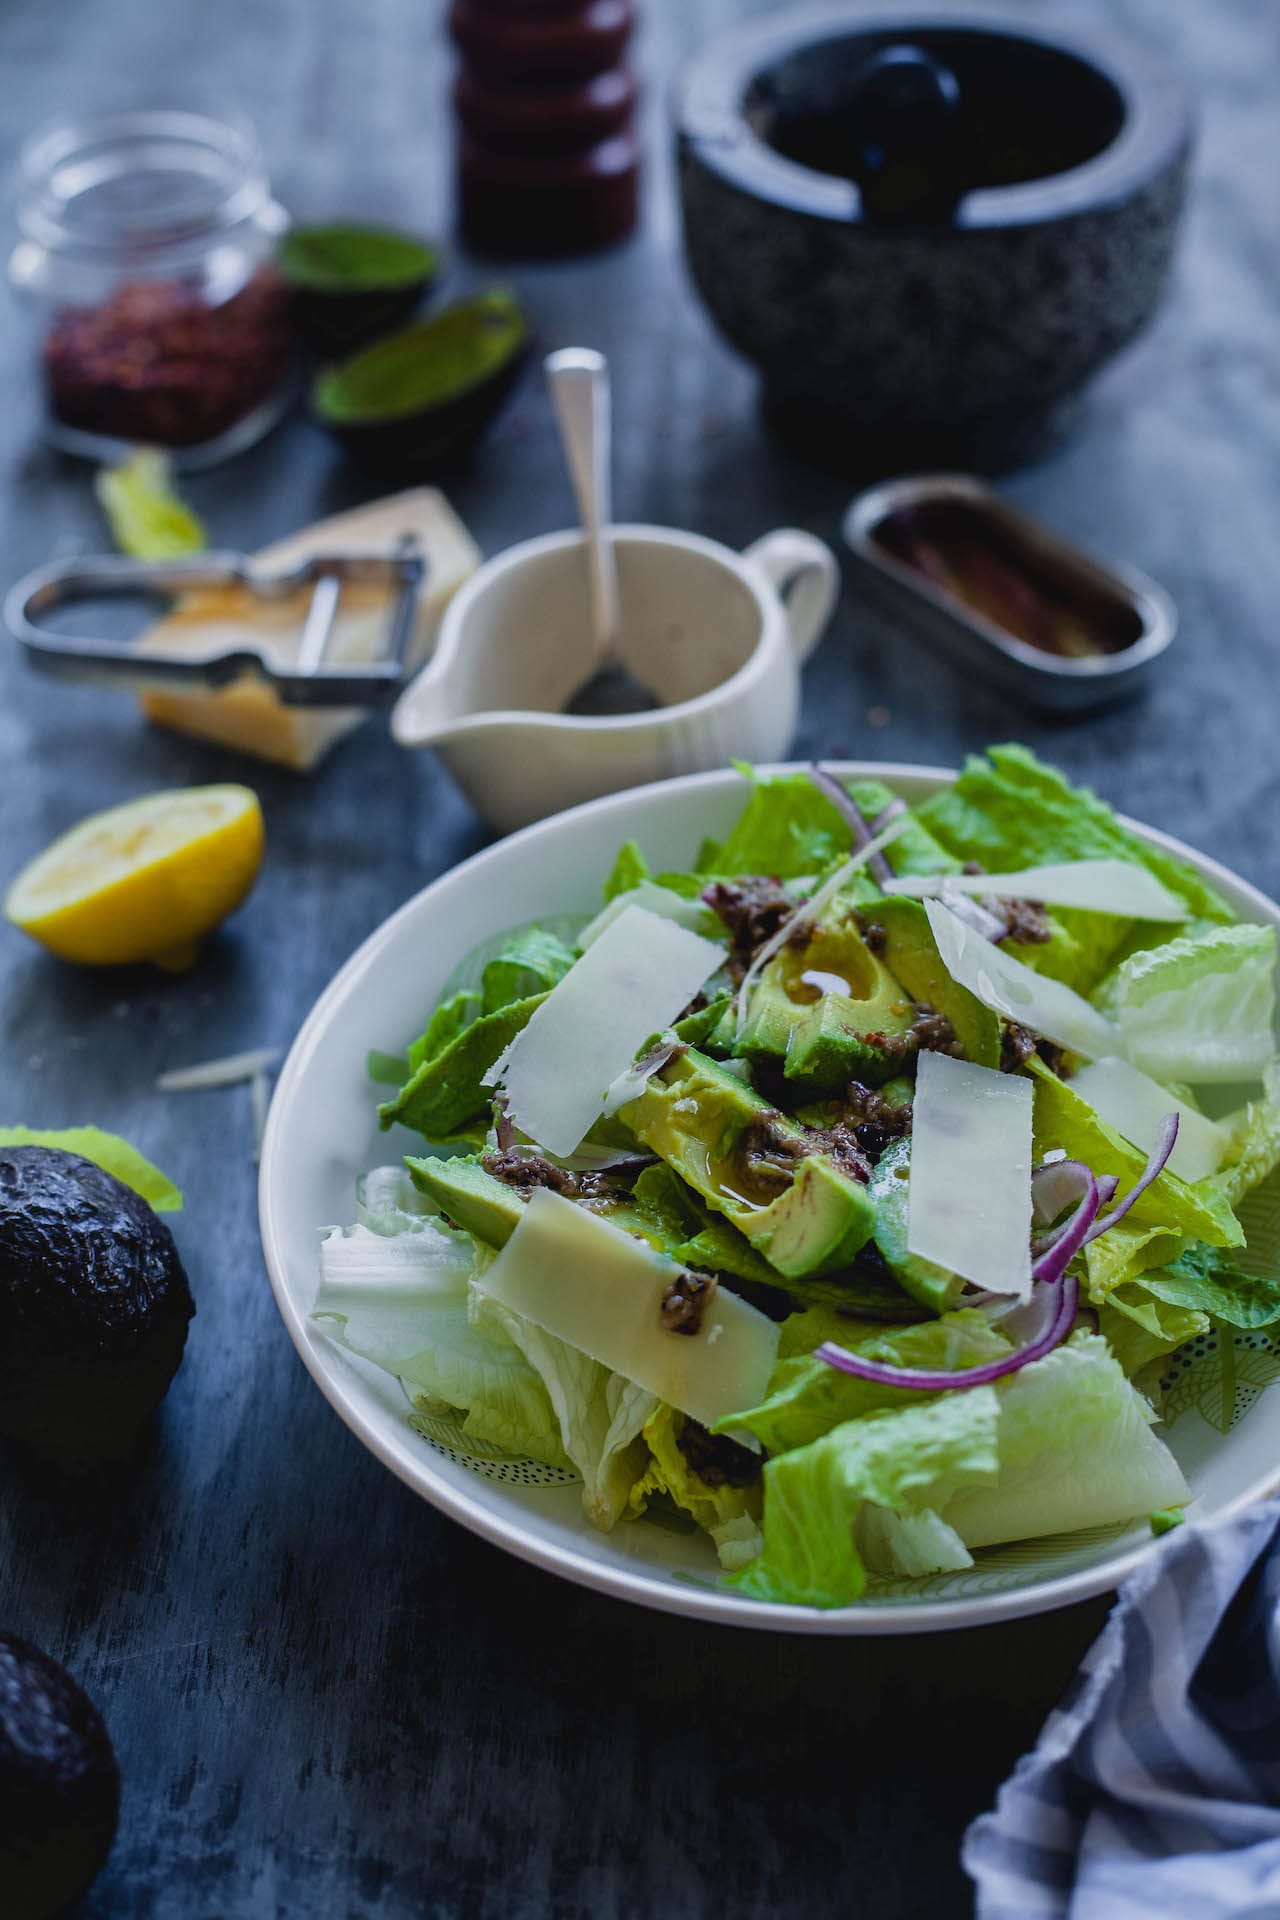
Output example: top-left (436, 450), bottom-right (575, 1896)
top-left (0, 1), bottom-right (1276, 1913)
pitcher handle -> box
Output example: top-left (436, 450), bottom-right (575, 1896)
top-left (741, 529), bottom-right (839, 665)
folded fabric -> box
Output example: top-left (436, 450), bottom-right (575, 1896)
top-left (964, 1498), bottom-right (1280, 1919)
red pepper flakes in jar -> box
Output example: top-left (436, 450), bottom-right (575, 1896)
top-left (10, 109), bottom-right (291, 464)
top-left (44, 270), bottom-right (292, 449)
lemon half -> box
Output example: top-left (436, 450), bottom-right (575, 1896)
top-left (6, 786), bottom-right (265, 970)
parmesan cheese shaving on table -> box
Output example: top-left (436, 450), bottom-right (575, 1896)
top-left (134, 487), bottom-right (480, 770)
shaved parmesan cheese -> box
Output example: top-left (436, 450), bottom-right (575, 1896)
top-left (925, 898), bottom-right (1118, 1061)
top-left (485, 905), bottom-right (722, 1156)
top-left (578, 881), bottom-right (719, 949)
top-left (908, 1052), bottom-right (1034, 1299)
top-left (157, 1047), bottom-right (280, 1091)
top-left (474, 1189), bottom-right (779, 1428)
top-left (1070, 1057), bottom-right (1229, 1183)
top-left (885, 859), bottom-right (1185, 922)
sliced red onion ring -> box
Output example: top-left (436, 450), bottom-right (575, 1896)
top-left (873, 798), bottom-right (908, 833)
top-left (1082, 1112), bottom-right (1179, 1246)
top-left (1031, 1159), bottom-right (1119, 1254)
top-left (808, 763), bottom-right (894, 886)
top-left (817, 1271), bottom-right (1081, 1393)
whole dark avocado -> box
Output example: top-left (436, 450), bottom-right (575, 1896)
top-left (0, 1632), bottom-right (120, 1920)
top-left (0, 1147), bottom-right (194, 1471)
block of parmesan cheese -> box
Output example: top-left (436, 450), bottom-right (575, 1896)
top-left (135, 488), bottom-right (480, 770)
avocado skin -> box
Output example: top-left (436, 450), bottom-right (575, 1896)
top-left (0, 1148), bottom-right (194, 1473)
top-left (871, 896), bottom-right (1001, 1067)
top-left (0, 1632), bottom-right (120, 1920)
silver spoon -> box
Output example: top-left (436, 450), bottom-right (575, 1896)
top-left (544, 347), bottom-right (659, 716)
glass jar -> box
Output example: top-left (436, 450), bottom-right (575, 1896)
top-left (9, 109), bottom-right (292, 467)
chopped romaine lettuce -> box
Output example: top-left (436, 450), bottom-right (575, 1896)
top-left (481, 929), bottom-right (576, 1013)
top-left (314, 1220), bottom-right (571, 1468)
top-left (627, 1405), bottom-right (763, 1570)
top-left (942, 1333), bottom-right (1189, 1548)
top-left (603, 839), bottom-right (651, 901)
top-left (720, 1308), bottom-right (1012, 1454)
top-left (471, 1291), bottom-right (656, 1528)
top-left (1094, 924), bottom-right (1276, 1086)
top-left (0, 1124), bottom-right (182, 1211)
top-left (733, 1389), bottom-right (1001, 1607)
top-left (1141, 1242), bottom-right (1280, 1329)
top-left (578, 881), bottom-right (721, 949)
top-left (1070, 1057), bottom-right (1229, 1184)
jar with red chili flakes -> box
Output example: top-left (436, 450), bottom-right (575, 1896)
top-left (9, 109), bottom-right (293, 467)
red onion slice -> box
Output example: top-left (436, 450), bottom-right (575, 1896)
top-left (1081, 1112), bottom-right (1179, 1246)
top-left (817, 1271), bottom-right (1081, 1393)
top-left (807, 763), bottom-right (895, 886)
top-left (939, 879), bottom-right (1008, 944)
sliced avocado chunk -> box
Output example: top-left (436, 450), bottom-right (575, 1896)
top-left (868, 1136), bottom-right (966, 1314)
top-left (408, 1153), bottom-right (702, 1255)
top-left (379, 991), bottom-right (547, 1138)
top-left (619, 1048), bottom-right (876, 1279)
top-left (736, 907), bottom-right (916, 1091)
top-left (869, 896), bottom-right (1001, 1067)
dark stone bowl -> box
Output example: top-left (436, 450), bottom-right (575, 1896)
top-left (675, 2), bottom-right (1192, 471)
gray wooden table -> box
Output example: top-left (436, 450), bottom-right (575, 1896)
top-left (1, 2), bottom-right (1276, 1914)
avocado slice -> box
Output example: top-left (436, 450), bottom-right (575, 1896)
top-left (868, 896), bottom-right (1001, 1067)
top-left (407, 1153), bottom-right (691, 1255)
top-left (380, 991), bottom-right (547, 1139)
top-left (735, 908), bottom-right (915, 1092)
top-left (868, 1136), bottom-right (966, 1314)
top-left (619, 1049), bottom-right (876, 1279)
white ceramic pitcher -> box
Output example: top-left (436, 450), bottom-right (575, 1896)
top-left (390, 523), bottom-right (838, 833)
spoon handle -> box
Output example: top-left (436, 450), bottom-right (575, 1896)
top-left (545, 347), bottom-right (621, 662)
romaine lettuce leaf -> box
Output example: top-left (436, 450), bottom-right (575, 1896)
top-left (713, 770), bottom-right (851, 879)
top-left (407, 989), bottom-right (482, 1076)
top-left (1094, 924), bottom-right (1276, 1086)
top-left (1206, 1062), bottom-right (1280, 1212)
top-left (481, 929), bottom-right (576, 1013)
top-left (472, 1291), bottom-right (656, 1527)
top-left (627, 1405), bottom-right (762, 1570)
top-left (915, 745), bottom-right (1232, 992)
top-left (733, 1388), bottom-right (1000, 1607)
top-left (0, 1125), bottom-right (182, 1211)
top-left (604, 839), bottom-right (651, 901)
top-left (313, 1220), bottom-right (572, 1469)
top-left (1142, 1242), bottom-right (1280, 1329)
top-left (718, 1310), bottom-right (1012, 1454)
top-left (942, 1333), bottom-right (1189, 1548)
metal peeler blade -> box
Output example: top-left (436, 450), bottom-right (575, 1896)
top-left (5, 540), bottom-right (426, 707)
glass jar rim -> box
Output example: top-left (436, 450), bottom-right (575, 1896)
top-left (17, 107), bottom-right (272, 259)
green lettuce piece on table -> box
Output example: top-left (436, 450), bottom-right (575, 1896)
top-left (733, 1389), bottom-right (1000, 1608)
top-left (628, 1405), bottom-right (763, 1571)
top-left (95, 448), bottom-right (205, 558)
top-left (0, 1125), bottom-right (182, 1211)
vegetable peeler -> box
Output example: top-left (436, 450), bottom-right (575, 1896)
top-left (6, 541), bottom-right (426, 707)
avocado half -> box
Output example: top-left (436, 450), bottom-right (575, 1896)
top-left (279, 221), bottom-right (442, 358)
top-left (312, 288), bottom-right (529, 473)
top-left (0, 1633), bottom-right (120, 1920)
top-left (0, 1147), bottom-right (194, 1472)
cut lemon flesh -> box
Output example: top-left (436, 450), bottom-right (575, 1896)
top-left (6, 785), bottom-right (264, 969)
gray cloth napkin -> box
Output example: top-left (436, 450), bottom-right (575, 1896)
top-left (964, 1499), bottom-right (1280, 1919)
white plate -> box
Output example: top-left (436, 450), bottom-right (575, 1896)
top-left (260, 764), bottom-right (1280, 1633)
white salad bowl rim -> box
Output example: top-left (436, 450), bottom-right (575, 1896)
top-left (260, 762), bottom-right (1280, 1634)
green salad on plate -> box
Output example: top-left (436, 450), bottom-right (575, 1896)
top-left (313, 746), bottom-right (1280, 1609)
